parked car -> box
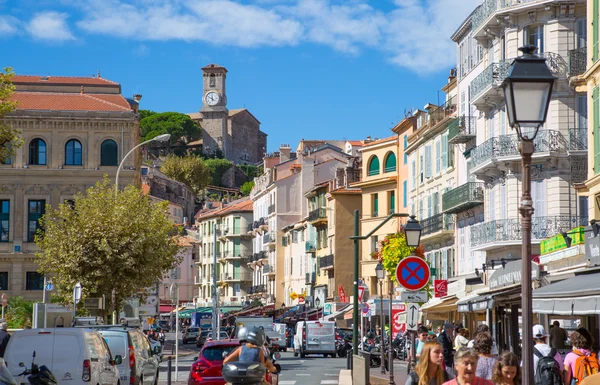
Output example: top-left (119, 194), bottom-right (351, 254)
top-left (183, 327), bottom-right (201, 344)
top-left (4, 328), bottom-right (122, 385)
top-left (293, 320), bottom-right (337, 358)
top-left (196, 330), bottom-right (230, 348)
top-left (148, 338), bottom-right (163, 362)
top-left (97, 327), bottom-right (161, 385)
top-left (157, 320), bottom-right (170, 332)
top-left (188, 340), bottom-right (277, 385)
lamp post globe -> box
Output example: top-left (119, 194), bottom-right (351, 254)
top-left (315, 297), bottom-right (321, 308)
top-left (375, 262), bottom-right (385, 280)
top-left (404, 215), bottom-right (422, 247)
top-left (501, 45), bottom-right (556, 140)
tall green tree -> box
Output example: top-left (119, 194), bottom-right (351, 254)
top-left (204, 158), bottom-right (233, 186)
top-left (139, 109), bottom-right (157, 120)
top-left (240, 181), bottom-right (254, 196)
top-left (160, 155), bottom-right (210, 194)
top-left (0, 67), bottom-right (23, 163)
top-left (35, 178), bottom-right (182, 312)
top-left (140, 112), bottom-right (201, 145)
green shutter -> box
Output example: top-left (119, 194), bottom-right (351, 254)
top-left (374, 194), bottom-right (379, 215)
top-left (595, 0), bottom-right (599, 62)
top-left (368, 156), bottom-right (380, 176)
top-left (595, 87), bottom-right (600, 174)
top-left (233, 238), bottom-right (241, 256)
top-left (233, 217), bottom-right (240, 234)
top-left (390, 191), bottom-right (395, 212)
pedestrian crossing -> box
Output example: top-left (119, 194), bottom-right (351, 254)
top-left (279, 378), bottom-right (339, 385)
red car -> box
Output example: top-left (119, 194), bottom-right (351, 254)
top-left (188, 340), bottom-right (278, 385)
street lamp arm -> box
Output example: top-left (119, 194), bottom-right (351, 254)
top-left (349, 213), bottom-right (410, 241)
top-left (115, 137), bottom-right (163, 193)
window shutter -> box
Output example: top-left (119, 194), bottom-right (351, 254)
top-left (435, 140), bottom-right (441, 174)
top-left (578, 94), bottom-right (588, 128)
top-left (489, 190), bottom-right (496, 221)
top-left (403, 181), bottom-right (407, 208)
top-left (441, 135), bottom-right (448, 169)
top-left (434, 192), bottom-right (440, 215)
top-left (412, 160), bottom-right (416, 188)
top-left (594, 87), bottom-right (600, 174)
top-left (425, 145), bottom-right (432, 178)
top-left (427, 195), bottom-right (432, 218)
top-left (441, 249), bottom-right (448, 280)
top-left (595, 1), bottom-right (599, 61)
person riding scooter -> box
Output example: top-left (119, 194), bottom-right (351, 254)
top-left (223, 327), bottom-right (277, 385)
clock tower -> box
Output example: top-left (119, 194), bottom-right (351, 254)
top-left (200, 63), bottom-right (230, 158)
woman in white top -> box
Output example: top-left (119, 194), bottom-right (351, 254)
top-left (454, 328), bottom-right (469, 349)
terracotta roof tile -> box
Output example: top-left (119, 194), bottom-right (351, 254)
top-left (12, 75), bottom-right (119, 86)
top-left (176, 235), bottom-right (195, 247)
top-left (363, 135), bottom-right (397, 147)
top-left (202, 63), bottom-right (227, 71)
top-left (12, 92), bottom-right (133, 112)
top-left (347, 141), bottom-right (364, 146)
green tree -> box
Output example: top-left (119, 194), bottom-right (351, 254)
top-left (5, 296), bottom-right (34, 329)
top-left (380, 230), bottom-right (425, 282)
top-left (238, 164), bottom-right (262, 181)
top-left (204, 158), bottom-right (233, 186)
top-left (160, 155), bottom-right (210, 194)
top-left (240, 181), bottom-right (254, 196)
top-left (140, 112), bottom-right (201, 145)
top-left (35, 178), bottom-right (182, 314)
top-left (0, 67), bottom-right (23, 163)
top-left (139, 109), bottom-right (157, 120)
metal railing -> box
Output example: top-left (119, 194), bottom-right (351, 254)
top-left (263, 232), bottom-right (272, 244)
top-left (308, 208), bottom-right (327, 222)
top-left (442, 182), bottom-right (485, 214)
top-left (471, 130), bottom-right (568, 169)
top-left (448, 116), bottom-right (477, 144)
top-left (247, 223), bottom-right (253, 232)
top-left (471, 60), bottom-right (511, 100)
top-left (263, 264), bottom-right (272, 274)
top-left (470, 216), bottom-right (588, 247)
top-left (421, 213), bottom-right (454, 236)
top-left (319, 254), bottom-right (334, 269)
top-left (473, 0), bottom-right (543, 32)
top-left (569, 127), bottom-right (588, 151)
top-left (569, 47), bottom-right (587, 76)
top-left (427, 94), bottom-right (457, 128)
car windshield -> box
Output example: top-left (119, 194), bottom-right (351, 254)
top-left (202, 345), bottom-right (238, 361)
top-left (187, 328), bottom-right (199, 333)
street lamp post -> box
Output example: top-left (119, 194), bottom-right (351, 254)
top-left (376, 262), bottom-right (385, 374)
top-left (501, 45), bottom-right (555, 385)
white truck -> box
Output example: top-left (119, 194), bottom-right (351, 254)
top-left (236, 317), bottom-right (287, 351)
top-left (293, 320), bottom-right (337, 358)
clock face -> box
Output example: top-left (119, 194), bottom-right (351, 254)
top-left (205, 92), bottom-right (220, 106)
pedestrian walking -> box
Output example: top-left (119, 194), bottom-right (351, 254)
top-left (455, 328), bottom-right (469, 350)
top-left (405, 341), bottom-right (452, 385)
top-left (438, 322), bottom-right (455, 370)
top-left (473, 332), bottom-right (497, 380)
top-left (492, 351), bottom-right (521, 385)
top-left (437, 325), bottom-right (443, 337)
top-left (0, 321), bottom-right (9, 358)
top-left (532, 324), bottom-right (563, 385)
top-left (468, 324), bottom-right (498, 355)
top-left (550, 321), bottom-right (568, 350)
top-left (563, 327), bottom-right (599, 385)
top-left (443, 348), bottom-right (494, 385)
top-left (158, 330), bottom-right (165, 346)
top-left (410, 326), bottom-right (430, 362)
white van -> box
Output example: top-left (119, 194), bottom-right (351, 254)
top-left (293, 321), bottom-right (336, 358)
top-left (4, 328), bottom-right (122, 385)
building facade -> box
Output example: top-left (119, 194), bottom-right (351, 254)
top-left (0, 74), bottom-right (140, 301)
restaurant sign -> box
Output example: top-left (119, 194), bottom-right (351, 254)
top-left (585, 226), bottom-right (600, 266)
top-left (540, 227), bottom-right (585, 255)
top-left (488, 260), bottom-right (540, 290)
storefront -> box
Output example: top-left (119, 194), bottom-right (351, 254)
top-left (420, 295), bottom-right (458, 326)
top-left (457, 294), bottom-right (491, 335)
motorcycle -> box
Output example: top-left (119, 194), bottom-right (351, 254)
top-left (3, 351), bottom-right (58, 385)
top-left (336, 337), bottom-right (352, 358)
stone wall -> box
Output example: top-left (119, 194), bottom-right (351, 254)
top-left (229, 111), bottom-right (267, 164)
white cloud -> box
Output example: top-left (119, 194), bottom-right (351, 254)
top-left (26, 11), bottom-right (75, 41)
top-left (0, 15), bottom-right (19, 36)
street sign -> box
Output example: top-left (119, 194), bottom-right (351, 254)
top-left (358, 286), bottom-right (365, 302)
top-left (338, 285), bottom-right (346, 303)
top-left (45, 282), bottom-right (53, 291)
top-left (434, 280), bottom-right (448, 298)
top-left (1, 293), bottom-right (7, 308)
top-left (73, 282), bottom-right (82, 304)
top-left (324, 303), bottom-right (332, 315)
top-left (362, 307), bottom-right (371, 318)
top-left (362, 304), bottom-right (369, 314)
top-left (406, 303), bottom-right (420, 331)
top-left (298, 297), bottom-right (305, 304)
top-left (400, 290), bottom-right (428, 303)
top-left (396, 257), bottom-right (431, 291)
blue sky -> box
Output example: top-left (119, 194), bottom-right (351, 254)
top-left (1, 0), bottom-right (480, 152)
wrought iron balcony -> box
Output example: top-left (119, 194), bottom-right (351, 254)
top-left (258, 251), bottom-right (268, 261)
top-left (421, 213), bottom-right (454, 236)
top-left (319, 254), bottom-right (334, 269)
top-left (569, 127), bottom-right (588, 151)
top-left (305, 272), bottom-right (316, 285)
top-left (442, 182), bottom-right (484, 214)
top-left (256, 284), bottom-right (266, 293)
top-left (448, 116), bottom-right (477, 144)
top-left (308, 208), bottom-right (327, 223)
top-left (470, 216), bottom-right (588, 248)
top-left (263, 264), bottom-right (272, 274)
top-left (569, 47), bottom-right (587, 77)
top-left (470, 130), bottom-right (568, 170)
top-left (268, 204), bottom-right (275, 215)
top-left (471, 0), bottom-right (500, 32)
top-left (263, 232), bottom-right (272, 245)
top-left (471, 60), bottom-right (511, 101)
top-left (426, 95), bottom-right (457, 128)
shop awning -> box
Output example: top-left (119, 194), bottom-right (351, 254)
top-left (457, 294), bottom-right (493, 313)
top-left (532, 271), bottom-right (600, 315)
top-left (324, 304), bottom-right (351, 321)
top-left (160, 305), bottom-right (176, 313)
top-left (420, 295), bottom-right (457, 313)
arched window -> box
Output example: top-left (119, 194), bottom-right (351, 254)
top-left (100, 139), bottom-right (118, 166)
top-left (384, 152), bottom-right (397, 173)
top-left (28, 138), bottom-right (47, 165)
top-left (65, 139), bottom-right (82, 166)
top-left (368, 156), bottom-right (380, 176)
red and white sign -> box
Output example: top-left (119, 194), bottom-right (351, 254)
top-left (434, 280), bottom-right (448, 298)
top-left (392, 303), bottom-right (406, 312)
top-left (358, 286), bottom-right (365, 302)
top-left (1, 294), bottom-right (7, 308)
top-left (298, 297), bottom-right (305, 304)
top-left (338, 285), bottom-right (346, 303)
top-left (396, 257), bottom-right (431, 291)
top-left (392, 307), bottom-right (406, 338)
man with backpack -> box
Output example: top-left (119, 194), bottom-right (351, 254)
top-left (533, 324), bottom-right (564, 385)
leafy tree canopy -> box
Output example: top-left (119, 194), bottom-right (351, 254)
top-left (5, 296), bottom-right (34, 329)
top-left (139, 109), bottom-right (157, 120)
top-left (0, 67), bottom-right (23, 163)
top-left (380, 230), bottom-right (425, 283)
top-left (240, 181), bottom-right (254, 196)
top-left (238, 164), bottom-right (262, 181)
top-left (35, 178), bottom-right (182, 310)
top-left (160, 155), bottom-right (210, 194)
top-left (204, 158), bottom-right (233, 186)
top-left (140, 112), bottom-right (201, 145)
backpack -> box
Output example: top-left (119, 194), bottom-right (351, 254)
top-left (572, 350), bottom-right (600, 383)
top-left (534, 347), bottom-right (563, 385)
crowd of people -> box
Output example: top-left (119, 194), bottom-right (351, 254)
top-left (404, 321), bottom-right (600, 385)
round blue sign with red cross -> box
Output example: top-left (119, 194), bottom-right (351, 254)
top-left (396, 256), bottom-right (431, 291)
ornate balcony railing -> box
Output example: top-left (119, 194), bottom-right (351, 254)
top-left (263, 264), bottom-right (273, 274)
top-left (448, 116), bottom-right (477, 144)
top-left (442, 182), bottom-right (485, 214)
top-left (569, 127), bottom-right (588, 151)
top-left (308, 208), bottom-right (327, 222)
top-left (471, 60), bottom-right (511, 100)
top-left (470, 216), bottom-right (588, 247)
top-left (472, 0), bottom-right (501, 32)
top-left (421, 213), bottom-right (454, 236)
top-left (471, 130), bottom-right (568, 169)
top-left (427, 94), bottom-right (457, 127)
top-left (569, 47), bottom-right (587, 76)
top-left (263, 232), bottom-right (272, 244)
top-left (319, 254), bottom-right (334, 269)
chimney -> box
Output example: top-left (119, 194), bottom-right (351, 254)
top-left (80, 86), bottom-right (84, 94)
top-left (279, 144), bottom-right (291, 163)
top-left (97, 70), bottom-right (101, 78)
top-left (133, 94), bottom-right (142, 102)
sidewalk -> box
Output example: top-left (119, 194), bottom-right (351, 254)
top-left (338, 359), bottom-right (410, 385)
top-left (162, 341), bottom-right (198, 359)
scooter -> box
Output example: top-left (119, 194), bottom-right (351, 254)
top-left (5, 351), bottom-right (58, 385)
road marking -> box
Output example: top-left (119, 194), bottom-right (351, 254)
top-left (296, 373), bottom-right (311, 376)
top-left (321, 381), bottom-right (338, 384)
top-left (279, 381), bottom-right (297, 385)
top-left (324, 373), bottom-right (338, 376)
